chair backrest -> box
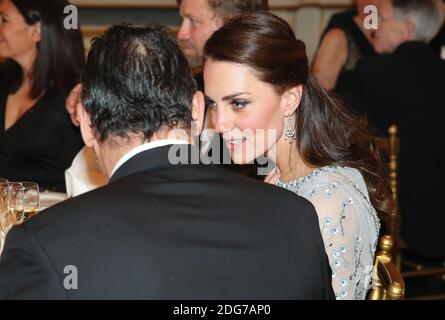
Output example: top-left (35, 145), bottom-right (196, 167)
top-left (368, 235), bottom-right (405, 300)
top-left (373, 125), bottom-right (401, 266)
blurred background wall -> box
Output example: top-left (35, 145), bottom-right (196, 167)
top-left (73, 0), bottom-right (354, 62)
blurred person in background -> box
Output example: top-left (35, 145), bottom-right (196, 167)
top-left (346, 0), bottom-right (445, 261)
top-left (312, 0), bottom-right (382, 94)
top-left (177, 0), bottom-right (269, 72)
top-left (0, 0), bottom-right (84, 191)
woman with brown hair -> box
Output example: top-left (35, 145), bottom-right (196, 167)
top-left (203, 11), bottom-right (392, 300)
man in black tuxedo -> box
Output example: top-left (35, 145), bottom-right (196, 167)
top-left (346, 0), bottom-right (445, 260)
top-left (0, 24), bottom-right (334, 299)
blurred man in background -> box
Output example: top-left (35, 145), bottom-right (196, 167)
top-left (177, 0), bottom-right (268, 70)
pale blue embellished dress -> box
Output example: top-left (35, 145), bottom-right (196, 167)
top-left (276, 166), bottom-right (380, 300)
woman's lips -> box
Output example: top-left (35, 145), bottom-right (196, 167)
top-left (225, 138), bottom-right (247, 150)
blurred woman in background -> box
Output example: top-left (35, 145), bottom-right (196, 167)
top-left (312, 0), bottom-right (381, 93)
top-left (0, 0), bottom-right (84, 192)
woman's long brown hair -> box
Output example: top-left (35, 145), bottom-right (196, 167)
top-left (204, 11), bottom-right (392, 216)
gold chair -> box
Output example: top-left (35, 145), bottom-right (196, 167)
top-left (373, 125), bottom-right (401, 267)
top-left (375, 126), bottom-right (445, 299)
top-left (368, 235), bottom-right (405, 300)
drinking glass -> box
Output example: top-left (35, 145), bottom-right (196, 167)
top-left (21, 182), bottom-right (39, 221)
top-left (0, 180), bottom-right (9, 254)
top-left (7, 182), bottom-right (24, 227)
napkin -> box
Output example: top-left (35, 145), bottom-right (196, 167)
top-left (65, 146), bottom-right (107, 197)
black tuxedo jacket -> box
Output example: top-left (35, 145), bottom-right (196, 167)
top-left (347, 41), bottom-right (445, 259)
top-left (0, 144), bottom-right (334, 299)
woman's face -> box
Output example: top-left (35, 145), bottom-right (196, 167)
top-left (0, 0), bottom-right (39, 62)
top-left (204, 60), bottom-right (291, 164)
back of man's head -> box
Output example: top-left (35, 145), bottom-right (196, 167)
top-left (82, 24), bottom-right (196, 142)
top-left (393, 0), bottom-right (441, 42)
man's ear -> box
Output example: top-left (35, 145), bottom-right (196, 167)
top-left (282, 84), bottom-right (303, 116)
top-left (77, 102), bottom-right (96, 147)
top-left (404, 18), bottom-right (415, 41)
top-left (29, 22), bottom-right (41, 43)
top-left (191, 91), bottom-right (205, 136)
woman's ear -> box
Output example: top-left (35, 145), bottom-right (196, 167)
top-left (29, 22), bottom-right (41, 43)
top-left (282, 84), bottom-right (303, 116)
top-left (191, 91), bottom-right (205, 136)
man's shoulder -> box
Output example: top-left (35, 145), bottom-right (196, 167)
top-left (32, 164), bottom-right (318, 228)
top-left (42, 180), bottom-right (121, 212)
top-left (209, 167), bottom-right (318, 218)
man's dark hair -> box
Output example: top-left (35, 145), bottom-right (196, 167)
top-left (177, 0), bottom-right (268, 21)
top-left (82, 24), bottom-right (196, 142)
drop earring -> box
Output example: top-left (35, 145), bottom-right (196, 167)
top-left (284, 114), bottom-right (296, 142)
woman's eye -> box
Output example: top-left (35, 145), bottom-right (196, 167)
top-left (205, 97), bottom-right (216, 109)
top-left (231, 99), bottom-right (249, 111)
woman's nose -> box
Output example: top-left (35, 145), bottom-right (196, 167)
top-left (212, 109), bottom-right (235, 135)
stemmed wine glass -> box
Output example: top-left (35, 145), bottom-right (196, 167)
top-left (21, 182), bottom-right (40, 221)
top-left (0, 180), bottom-right (39, 256)
top-left (6, 182), bottom-right (25, 228)
top-left (0, 179), bottom-right (8, 254)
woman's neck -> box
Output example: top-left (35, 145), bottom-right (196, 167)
top-left (275, 138), bottom-right (315, 183)
top-left (14, 49), bottom-right (36, 85)
top-left (12, 72), bottom-right (34, 102)
top-left (20, 73), bottom-right (32, 91)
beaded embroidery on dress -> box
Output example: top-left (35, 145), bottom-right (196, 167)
top-left (276, 166), bottom-right (380, 300)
